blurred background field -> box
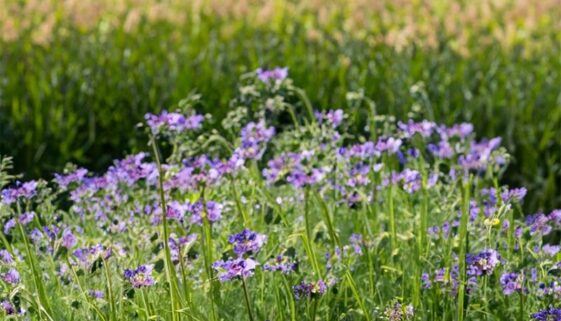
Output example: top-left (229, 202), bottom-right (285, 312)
top-left (0, 0), bottom-right (560, 212)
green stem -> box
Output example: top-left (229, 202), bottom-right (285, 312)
top-left (17, 220), bottom-right (54, 319)
top-left (200, 189), bottom-right (218, 321)
top-left (387, 184), bottom-right (397, 256)
top-left (65, 256), bottom-right (107, 321)
top-left (241, 277), bottom-right (255, 321)
top-left (457, 176), bottom-right (472, 321)
top-left (150, 134), bottom-right (181, 321)
top-left (102, 257), bottom-right (117, 321)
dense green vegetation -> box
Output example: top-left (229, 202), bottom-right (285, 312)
top-left (0, 1), bottom-right (559, 213)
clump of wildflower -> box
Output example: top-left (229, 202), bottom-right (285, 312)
top-left (61, 228), bottom-right (77, 249)
top-left (189, 200), bottom-right (223, 225)
top-left (501, 187), bottom-right (527, 203)
top-left (349, 233), bottom-right (364, 255)
top-left (293, 279), bottom-right (327, 300)
top-left (315, 109), bottom-right (344, 128)
top-left (531, 307), bottom-right (561, 321)
top-left (466, 249), bottom-right (501, 276)
top-left (256, 67), bottom-right (288, 83)
top-left (3, 219), bottom-right (16, 235)
top-left (500, 272), bottom-right (524, 295)
top-left (54, 168), bottom-right (88, 190)
top-left (2, 268), bottom-right (19, 285)
top-left (1, 180), bottom-right (38, 205)
top-left (1, 300), bottom-right (16, 315)
top-left (124, 265), bottom-right (155, 288)
top-left (168, 234), bottom-right (197, 263)
top-left (213, 258), bottom-right (258, 282)
top-left (145, 111), bottom-right (204, 134)
top-left (0, 250), bottom-right (13, 264)
top-left (263, 255), bottom-right (297, 274)
top-left (384, 301), bottom-right (415, 321)
top-left (89, 290), bottom-right (105, 299)
top-left (228, 229), bottom-right (267, 256)
top-left (19, 211), bottom-right (34, 225)
top-left (237, 121), bottom-right (275, 160)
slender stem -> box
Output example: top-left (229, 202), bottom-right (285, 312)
top-left (17, 220), bottom-right (54, 319)
top-left (310, 299), bottom-right (319, 321)
top-left (200, 189), bottom-right (218, 321)
top-left (65, 256), bottom-right (107, 321)
top-left (387, 184), bottom-right (397, 256)
top-left (150, 134), bottom-right (181, 321)
top-left (457, 176), bottom-right (472, 321)
top-left (518, 293), bottom-right (524, 321)
top-left (102, 257), bottom-right (117, 321)
top-left (241, 278), bottom-right (255, 321)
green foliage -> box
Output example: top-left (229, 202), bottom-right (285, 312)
top-left (0, 15), bottom-right (559, 214)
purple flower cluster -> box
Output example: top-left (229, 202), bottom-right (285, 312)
top-left (145, 111), bottom-right (204, 134)
top-left (531, 307), bottom-right (561, 321)
top-left (1, 180), bottom-right (38, 205)
top-left (500, 272), bottom-right (524, 295)
top-left (466, 249), bottom-right (501, 277)
top-left (168, 234), bottom-right (197, 262)
top-left (213, 258), bottom-right (258, 282)
top-left (188, 200), bottom-right (223, 225)
top-left (54, 168), bottom-right (88, 190)
top-left (384, 301), bottom-right (415, 321)
top-left (228, 229), bottom-right (267, 256)
top-left (293, 279), bottom-right (327, 300)
top-left (124, 264), bottom-right (155, 288)
top-left (526, 210), bottom-right (561, 236)
top-left (263, 255), bottom-right (297, 274)
top-left (2, 268), bottom-right (19, 285)
top-left (256, 67), bottom-right (288, 83)
top-left (315, 109), bottom-right (344, 128)
top-left (236, 121), bottom-right (275, 160)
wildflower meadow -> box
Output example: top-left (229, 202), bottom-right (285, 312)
top-left (1, 70), bottom-right (560, 320)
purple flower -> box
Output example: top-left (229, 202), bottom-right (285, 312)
top-left (1, 180), bottom-right (38, 205)
top-left (213, 258), bottom-right (258, 282)
top-left (439, 123), bottom-right (473, 139)
top-left (466, 249), bottom-right (501, 277)
top-left (237, 121), bottom-right (275, 160)
top-left (124, 264), bottom-right (155, 288)
top-left (398, 120), bottom-right (436, 138)
top-left (531, 307), bottom-right (561, 321)
top-left (543, 244), bottom-right (561, 257)
top-left (263, 255), bottom-right (297, 274)
top-left (421, 273), bottom-right (432, 289)
top-left (384, 301), bottom-right (415, 321)
top-left (500, 272), bottom-right (524, 295)
top-left (145, 111), bottom-right (204, 134)
top-left (0, 250), bottom-right (14, 264)
top-left (168, 234), bottom-right (197, 262)
top-left (349, 233), bottom-right (363, 255)
top-left (501, 187), bottom-right (527, 203)
top-left (256, 67), bottom-right (288, 82)
top-left (62, 228), bottom-right (77, 249)
top-left (229, 229), bottom-right (267, 256)
top-left (2, 268), bottom-right (19, 285)
top-left (3, 219), bottom-right (16, 235)
top-left (18, 211), bottom-right (34, 225)
top-left (89, 290), bottom-right (105, 299)
top-left (316, 109), bottom-right (344, 128)
top-left (375, 137), bottom-right (402, 154)
top-left (527, 214), bottom-right (552, 236)
top-left (1, 300), bottom-right (16, 315)
top-left (293, 279), bottom-right (327, 300)
top-left (54, 168), bottom-right (88, 190)
top-left (189, 200), bottom-right (223, 225)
